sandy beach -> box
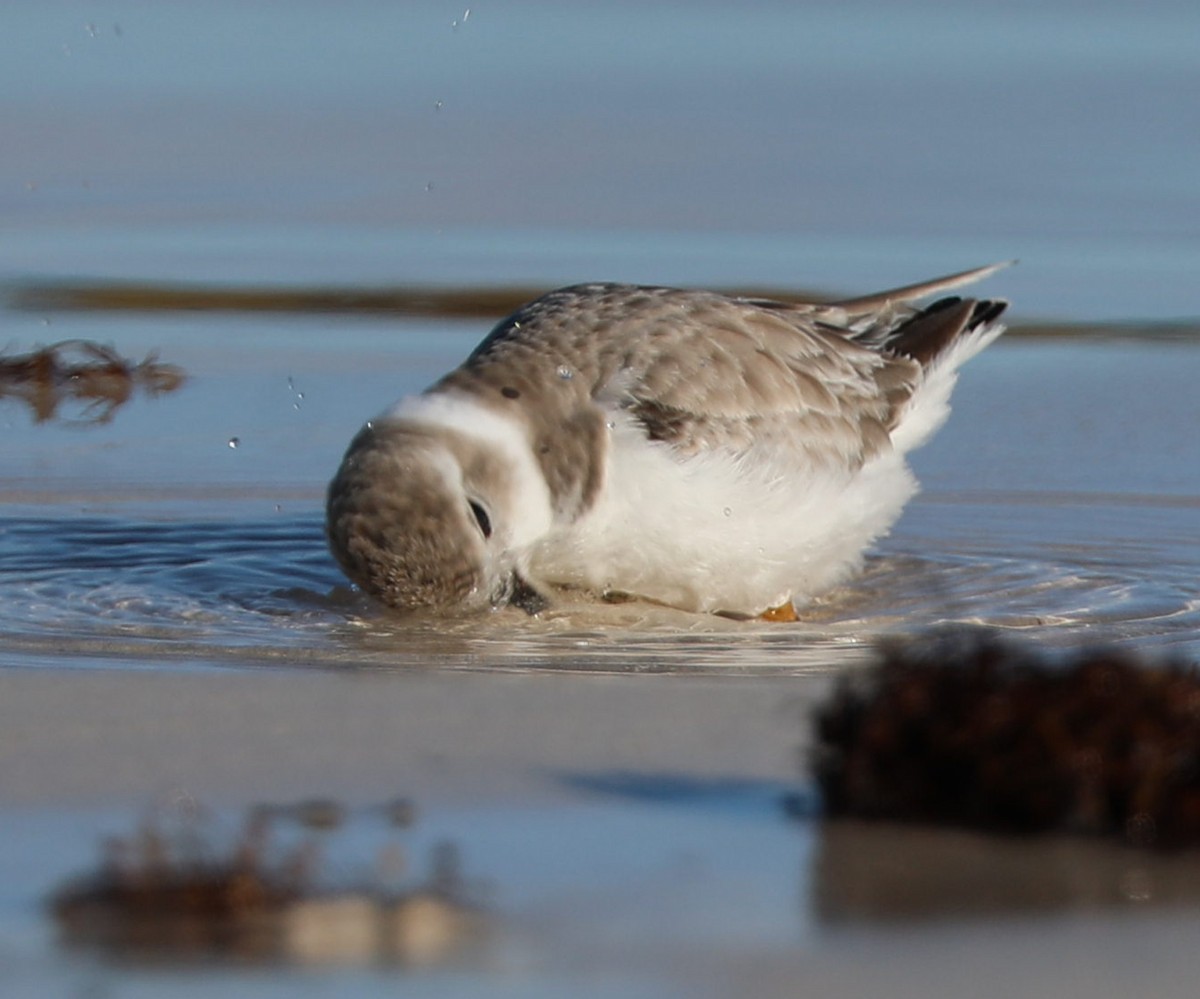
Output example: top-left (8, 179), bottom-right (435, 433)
top-left (0, 665), bottom-right (807, 808)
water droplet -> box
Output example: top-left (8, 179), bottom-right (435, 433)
top-left (556, 365), bottom-right (573, 380)
top-left (365, 420), bottom-right (374, 430)
top-left (286, 377), bottom-right (305, 410)
top-left (85, 22), bottom-right (98, 37)
top-left (227, 437), bottom-right (240, 449)
top-left (424, 181), bottom-right (435, 193)
top-left (605, 420), bottom-right (615, 430)
top-left (723, 507), bottom-right (732, 517)
top-left (434, 99), bottom-right (444, 111)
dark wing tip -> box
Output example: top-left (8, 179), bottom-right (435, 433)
top-left (887, 297), bottom-right (1008, 366)
top-left (971, 298), bottom-right (1009, 326)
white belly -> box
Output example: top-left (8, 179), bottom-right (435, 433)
top-left (526, 416), bottom-right (917, 615)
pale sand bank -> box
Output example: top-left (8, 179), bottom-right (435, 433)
top-left (0, 664), bottom-right (814, 808)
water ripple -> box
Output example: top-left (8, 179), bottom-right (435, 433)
top-left (0, 505), bottom-right (1196, 674)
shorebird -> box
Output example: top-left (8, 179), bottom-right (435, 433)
top-left (327, 263), bottom-right (1009, 619)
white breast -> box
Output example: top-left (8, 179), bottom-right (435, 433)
top-left (526, 410), bottom-right (918, 615)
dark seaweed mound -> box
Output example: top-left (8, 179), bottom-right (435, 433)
top-left (812, 630), bottom-right (1200, 848)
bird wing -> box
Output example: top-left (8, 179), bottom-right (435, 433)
top-left (831, 260), bottom-right (1014, 313)
top-left (603, 262), bottom-right (1012, 464)
top-left (445, 267), bottom-right (1004, 515)
top-left (586, 287), bottom-right (922, 470)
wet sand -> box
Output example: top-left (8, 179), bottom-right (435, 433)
top-left (8, 664), bottom-right (1200, 998)
top-left (0, 664), bottom-right (806, 808)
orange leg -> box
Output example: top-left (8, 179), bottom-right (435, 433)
top-left (759, 601), bottom-right (798, 623)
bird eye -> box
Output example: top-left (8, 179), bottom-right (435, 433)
top-left (468, 500), bottom-right (493, 539)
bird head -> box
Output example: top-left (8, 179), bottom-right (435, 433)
top-left (326, 418), bottom-right (528, 612)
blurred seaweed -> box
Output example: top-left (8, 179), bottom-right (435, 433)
top-left (812, 628), bottom-right (1200, 849)
top-left (49, 796), bottom-right (485, 966)
top-left (0, 339), bottom-right (185, 425)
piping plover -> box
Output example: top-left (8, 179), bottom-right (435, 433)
top-left (327, 263), bottom-right (1008, 618)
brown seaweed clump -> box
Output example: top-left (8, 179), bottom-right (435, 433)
top-left (812, 629), bottom-right (1200, 849)
top-left (49, 799), bottom-right (483, 966)
top-left (0, 339), bottom-right (185, 424)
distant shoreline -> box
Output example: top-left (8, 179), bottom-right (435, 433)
top-left (8, 279), bottom-right (1197, 338)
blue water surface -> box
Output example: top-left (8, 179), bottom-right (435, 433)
top-left (1, 0), bottom-right (1197, 318)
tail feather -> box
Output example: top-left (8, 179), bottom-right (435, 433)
top-left (971, 299), bottom-right (1008, 326)
top-left (886, 297), bottom-right (974, 365)
top-left (886, 296), bottom-right (1008, 366)
top-left (886, 299), bottom-right (1008, 456)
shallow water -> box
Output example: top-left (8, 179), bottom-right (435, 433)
top-left (3, 1), bottom-right (1199, 321)
top-left (3, 1), bottom-right (1200, 995)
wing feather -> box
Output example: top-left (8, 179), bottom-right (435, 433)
top-left (455, 284), bottom-right (921, 471)
top-left (444, 270), bottom-right (1004, 516)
